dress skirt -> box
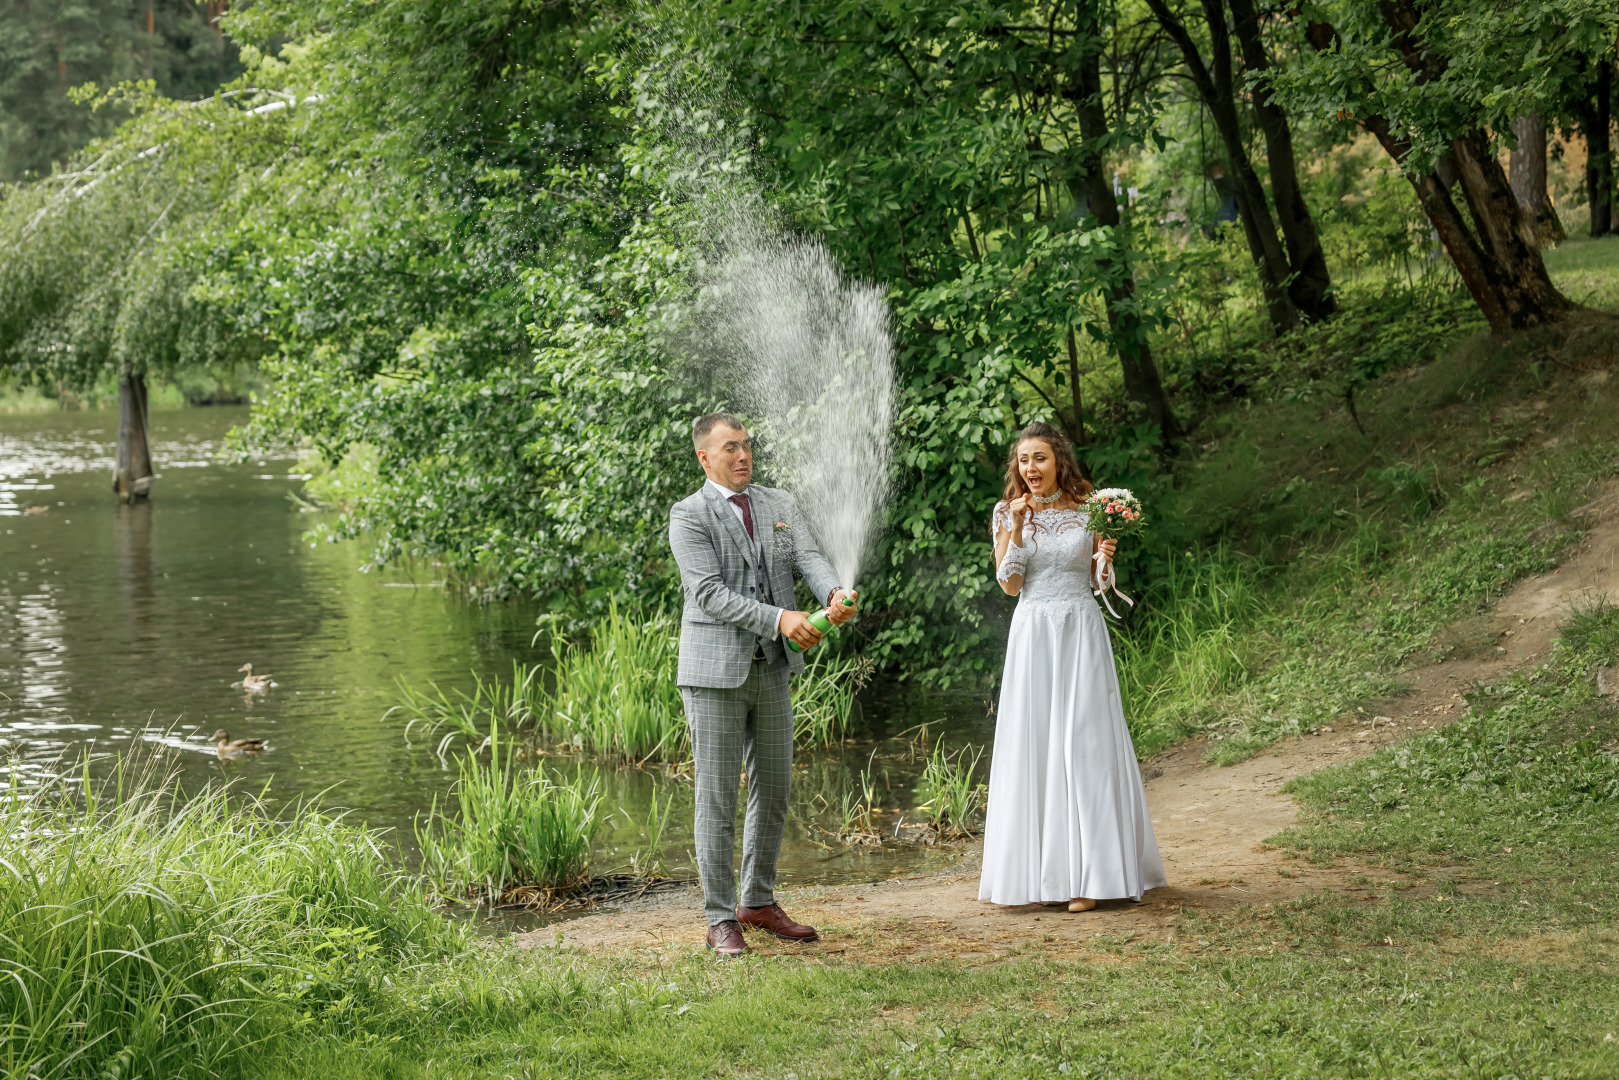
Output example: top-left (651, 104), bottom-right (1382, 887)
top-left (977, 596), bottom-right (1167, 905)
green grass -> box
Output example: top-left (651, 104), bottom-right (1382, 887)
top-left (1544, 234), bottom-right (1619, 313)
top-left (0, 760), bottom-right (453, 1080)
top-left (1111, 306), bottom-right (1619, 765)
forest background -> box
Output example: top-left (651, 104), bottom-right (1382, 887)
top-left (2, 0), bottom-right (1617, 690)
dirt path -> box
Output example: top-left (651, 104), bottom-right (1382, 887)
top-left (516, 484), bottom-right (1619, 962)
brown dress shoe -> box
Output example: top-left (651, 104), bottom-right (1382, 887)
top-left (706, 919), bottom-right (747, 957)
top-left (737, 902), bottom-right (819, 941)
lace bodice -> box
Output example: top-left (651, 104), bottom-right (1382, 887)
top-left (992, 503), bottom-right (1098, 605)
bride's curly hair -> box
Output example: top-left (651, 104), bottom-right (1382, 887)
top-left (1001, 421), bottom-right (1093, 504)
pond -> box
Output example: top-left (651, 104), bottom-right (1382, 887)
top-left (0, 406), bottom-right (993, 914)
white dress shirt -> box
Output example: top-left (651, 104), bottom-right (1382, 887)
top-left (705, 477), bottom-right (753, 530)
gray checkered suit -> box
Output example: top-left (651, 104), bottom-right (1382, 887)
top-left (669, 482), bottom-right (841, 924)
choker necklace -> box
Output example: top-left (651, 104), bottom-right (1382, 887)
top-left (1032, 490), bottom-right (1063, 505)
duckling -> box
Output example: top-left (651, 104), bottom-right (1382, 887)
top-left (234, 663), bottom-right (276, 692)
top-left (213, 729), bottom-right (267, 756)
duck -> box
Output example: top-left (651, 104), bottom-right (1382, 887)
top-left (214, 729), bottom-right (267, 756)
top-left (234, 663), bottom-right (276, 692)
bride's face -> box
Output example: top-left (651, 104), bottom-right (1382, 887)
top-left (1017, 439), bottom-right (1057, 497)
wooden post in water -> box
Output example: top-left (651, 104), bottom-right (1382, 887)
top-left (114, 372), bottom-right (154, 501)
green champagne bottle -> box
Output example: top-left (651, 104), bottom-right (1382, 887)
top-left (786, 595), bottom-right (855, 653)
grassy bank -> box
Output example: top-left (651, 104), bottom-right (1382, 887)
top-left (234, 605), bottom-right (1619, 1079)
top-left (1115, 298), bottom-right (1619, 762)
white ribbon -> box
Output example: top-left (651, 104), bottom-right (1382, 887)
top-left (1092, 549), bottom-right (1135, 619)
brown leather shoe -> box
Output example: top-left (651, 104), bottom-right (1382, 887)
top-left (737, 902), bottom-right (819, 942)
top-left (706, 919), bottom-right (747, 957)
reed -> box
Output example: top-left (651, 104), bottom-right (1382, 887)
top-left (914, 742), bottom-right (987, 838)
top-left (391, 604), bottom-right (872, 762)
top-left (388, 659), bottom-right (540, 760)
top-left (0, 759), bottom-right (450, 1080)
top-left (414, 729), bottom-right (604, 902)
top-left (540, 604), bottom-right (687, 762)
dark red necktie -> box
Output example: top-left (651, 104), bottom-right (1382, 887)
top-left (728, 493), bottom-right (755, 539)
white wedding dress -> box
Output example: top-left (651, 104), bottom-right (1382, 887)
top-left (978, 503), bottom-right (1167, 905)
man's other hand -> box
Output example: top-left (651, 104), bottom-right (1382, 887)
top-left (826, 589), bottom-right (858, 626)
top-left (779, 610), bottom-right (825, 650)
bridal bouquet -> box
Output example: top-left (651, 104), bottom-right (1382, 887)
top-left (1080, 488), bottom-right (1145, 540)
top-left (1079, 488), bottom-right (1142, 617)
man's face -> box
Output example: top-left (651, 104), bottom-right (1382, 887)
top-left (696, 424), bottom-right (753, 492)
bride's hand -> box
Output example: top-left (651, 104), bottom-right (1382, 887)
top-left (1097, 538), bottom-right (1117, 564)
top-left (1008, 494), bottom-right (1032, 534)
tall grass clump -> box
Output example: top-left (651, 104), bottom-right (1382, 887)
top-left (541, 604), bottom-right (687, 762)
top-left (415, 730), bottom-right (604, 904)
top-left (390, 659), bottom-right (541, 759)
top-left (793, 654), bottom-right (874, 747)
top-left (914, 743), bottom-right (986, 838)
top-left (0, 761), bottom-right (451, 1080)
top-left (392, 604), bottom-right (874, 762)
top-left (1114, 547), bottom-right (1260, 755)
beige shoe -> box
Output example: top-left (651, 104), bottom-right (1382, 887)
top-left (1068, 897), bottom-right (1097, 913)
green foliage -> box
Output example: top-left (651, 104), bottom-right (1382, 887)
top-left (1275, 0), bottom-right (1618, 168)
top-left (414, 731), bottom-right (605, 901)
top-left (0, 762), bottom-right (452, 1080)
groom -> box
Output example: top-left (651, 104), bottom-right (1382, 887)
top-left (669, 412), bottom-right (856, 957)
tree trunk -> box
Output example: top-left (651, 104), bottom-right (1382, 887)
top-left (1065, 323), bottom-right (1087, 446)
top-left (1144, 0), bottom-right (1299, 335)
top-left (1226, 0), bottom-right (1336, 320)
top-left (1509, 114), bottom-right (1566, 246)
top-left (1069, 0), bottom-right (1184, 441)
top-left (114, 373), bottom-right (154, 501)
top-left (1581, 59), bottom-right (1613, 237)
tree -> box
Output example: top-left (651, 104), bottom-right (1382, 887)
top-left (1509, 114), bottom-right (1566, 245)
top-left (1145, 0), bottom-right (1335, 333)
top-left (1571, 52), bottom-right (1614, 237)
top-left (1279, 0), bottom-right (1613, 332)
top-left (0, 0), bottom-right (241, 181)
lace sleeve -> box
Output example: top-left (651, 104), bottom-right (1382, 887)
top-left (990, 501), bottom-right (1011, 540)
top-left (996, 540), bottom-right (1028, 583)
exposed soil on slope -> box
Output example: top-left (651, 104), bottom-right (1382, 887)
top-left (514, 483), bottom-right (1619, 963)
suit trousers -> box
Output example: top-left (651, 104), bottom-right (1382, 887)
top-left (681, 658), bottom-right (794, 925)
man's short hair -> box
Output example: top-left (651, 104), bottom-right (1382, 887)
top-left (692, 412), bottom-right (747, 448)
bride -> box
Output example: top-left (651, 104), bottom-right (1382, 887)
top-left (979, 421), bottom-right (1166, 912)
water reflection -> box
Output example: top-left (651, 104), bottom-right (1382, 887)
top-left (0, 406), bottom-right (993, 892)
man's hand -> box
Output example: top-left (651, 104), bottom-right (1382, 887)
top-left (779, 610), bottom-right (825, 650)
top-left (826, 589), bottom-right (858, 625)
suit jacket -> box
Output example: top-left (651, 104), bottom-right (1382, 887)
top-left (669, 482), bottom-right (842, 688)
